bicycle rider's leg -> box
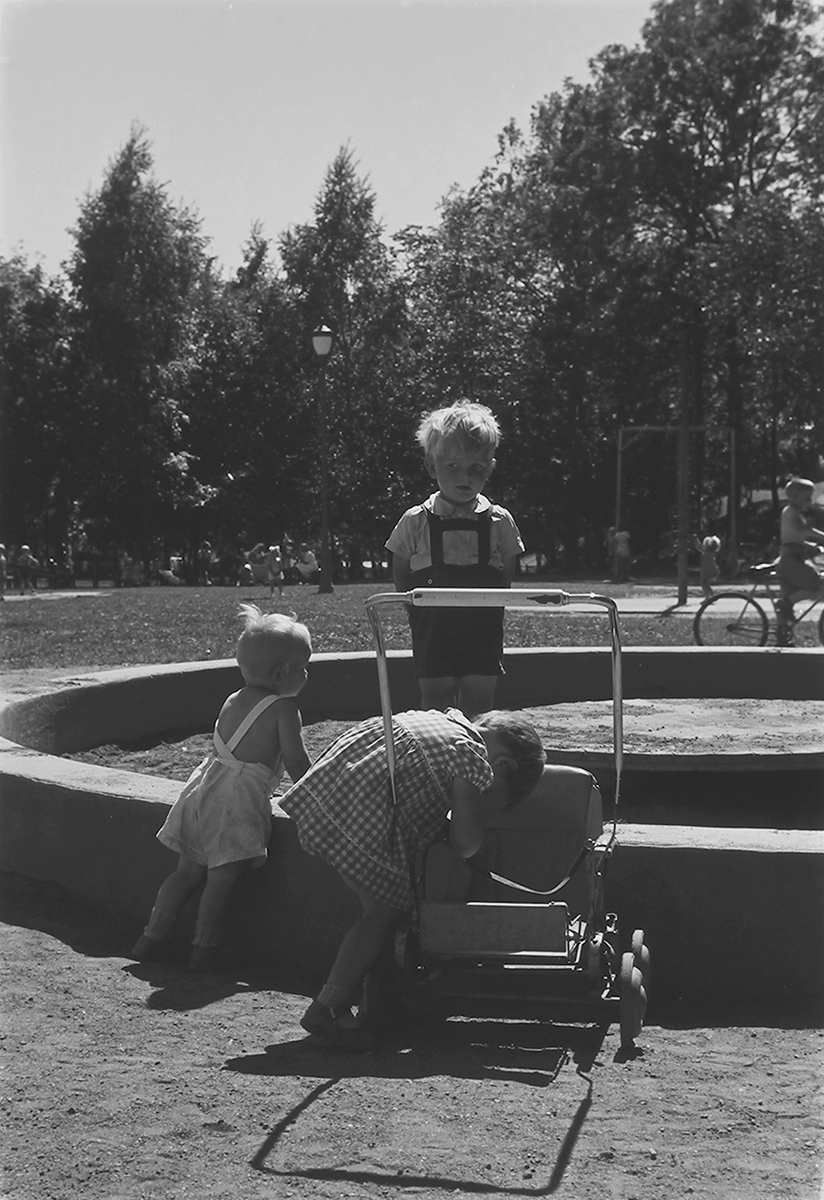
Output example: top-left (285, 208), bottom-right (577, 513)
top-left (778, 581), bottom-right (824, 646)
top-left (777, 550), bottom-right (824, 645)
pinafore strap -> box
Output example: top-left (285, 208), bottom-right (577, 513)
top-left (215, 694), bottom-right (280, 757)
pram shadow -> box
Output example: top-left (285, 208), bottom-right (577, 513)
top-left (226, 1017), bottom-right (606, 1085)
top-left (241, 1031), bottom-right (599, 1194)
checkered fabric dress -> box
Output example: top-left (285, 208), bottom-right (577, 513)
top-left (278, 708), bottom-right (493, 910)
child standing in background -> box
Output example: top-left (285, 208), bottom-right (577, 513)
top-left (776, 477), bottom-right (824, 644)
top-left (693, 534), bottom-right (721, 598)
top-left (16, 544), bottom-right (38, 595)
top-left (265, 544), bottom-right (284, 598)
top-left (131, 605), bottom-right (312, 969)
top-left (385, 402), bottom-right (524, 717)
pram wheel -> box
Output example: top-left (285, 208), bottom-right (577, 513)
top-left (631, 928), bottom-right (651, 989)
top-left (619, 952), bottom-right (647, 1048)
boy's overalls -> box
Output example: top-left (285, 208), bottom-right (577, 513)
top-left (407, 510), bottom-right (507, 678)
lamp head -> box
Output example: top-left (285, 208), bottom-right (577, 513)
top-left (311, 324), bottom-right (334, 357)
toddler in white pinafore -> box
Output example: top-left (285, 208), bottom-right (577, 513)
top-left (131, 604), bottom-right (312, 969)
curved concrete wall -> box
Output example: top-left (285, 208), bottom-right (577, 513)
top-left (1, 649), bottom-right (823, 1019)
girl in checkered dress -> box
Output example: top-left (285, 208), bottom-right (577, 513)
top-left (278, 707), bottom-right (545, 1049)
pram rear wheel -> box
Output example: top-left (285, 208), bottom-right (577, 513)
top-left (631, 928), bottom-right (651, 988)
top-left (619, 951), bottom-right (647, 1048)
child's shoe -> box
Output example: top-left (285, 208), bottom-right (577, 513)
top-left (130, 934), bottom-right (165, 961)
top-left (299, 1000), bottom-right (375, 1051)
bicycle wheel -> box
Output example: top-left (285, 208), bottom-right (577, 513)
top-left (818, 606), bottom-right (824, 646)
top-left (693, 593), bottom-right (769, 646)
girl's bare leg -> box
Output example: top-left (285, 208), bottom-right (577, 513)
top-left (301, 875), bottom-right (405, 1043)
top-left (322, 876), bottom-right (405, 1004)
top-left (192, 859), bottom-right (250, 948)
top-left (154, 856), bottom-right (206, 915)
top-left (131, 855), bottom-right (206, 956)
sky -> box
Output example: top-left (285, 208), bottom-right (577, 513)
top-left (1, 0), bottom-right (655, 279)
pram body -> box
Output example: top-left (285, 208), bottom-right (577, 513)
top-left (364, 587), bottom-right (650, 1049)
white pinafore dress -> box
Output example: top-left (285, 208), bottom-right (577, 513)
top-left (157, 694), bottom-right (283, 869)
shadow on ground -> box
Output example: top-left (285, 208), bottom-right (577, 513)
top-left (3, 870), bottom-right (820, 1030)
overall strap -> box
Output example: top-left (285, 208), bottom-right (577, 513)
top-left (425, 509), bottom-right (491, 568)
top-left (224, 694), bottom-right (280, 753)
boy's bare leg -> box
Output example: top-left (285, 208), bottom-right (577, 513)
top-left (419, 676), bottom-right (459, 710)
top-left (457, 674), bottom-right (497, 719)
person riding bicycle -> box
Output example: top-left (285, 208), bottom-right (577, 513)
top-left (776, 477), bottom-right (824, 645)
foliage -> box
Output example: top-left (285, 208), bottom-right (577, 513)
top-left (0, 255), bottom-right (72, 548)
top-left (64, 126), bottom-right (211, 555)
top-left (280, 148), bottom-right (419, 561)
top-left (1, 2), bottom-right (822, 573)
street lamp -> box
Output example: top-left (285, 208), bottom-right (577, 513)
top-left (311, 323), bottom-right (335, 594)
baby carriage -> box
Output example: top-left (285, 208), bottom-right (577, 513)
top-left (362, 587), bottom-right (650, 1050)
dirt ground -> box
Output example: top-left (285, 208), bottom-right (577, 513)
top-left (2, 671), bottom-right (824, 1198)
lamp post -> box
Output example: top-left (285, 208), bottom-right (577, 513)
top-left (311, 323), bottom-right (335, 594)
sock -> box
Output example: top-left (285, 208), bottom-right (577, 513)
top-left (143, 904), bottom-right (181, 942)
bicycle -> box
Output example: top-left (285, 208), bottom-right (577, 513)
top-left (692, 560), bottom-right (824, 647)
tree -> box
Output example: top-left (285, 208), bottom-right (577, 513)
top-left (280, 148), bottom-right (415, 571)
top-left (593, 0), bottom-right (824, 550)
top-left (182, 224), bottom-right (311, 548)
top-left (65, 126), bottom-right (210, 556)
top-left (0, 254), bottom-right (73, 551)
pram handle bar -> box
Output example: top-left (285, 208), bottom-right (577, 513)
top-left (365, 588), bottom-right (624, 818)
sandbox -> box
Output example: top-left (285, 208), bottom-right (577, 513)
top-left (1, 647), bottom-right (823, 1017)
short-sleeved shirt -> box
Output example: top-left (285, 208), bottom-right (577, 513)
top-left (386, 493), bottom-right (524, 571)
top-left (781, 504), bottom-right (814, 546)
top-left (278, 708), bottom-right (493, 910)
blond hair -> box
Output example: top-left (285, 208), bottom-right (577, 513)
top-left (235, 604), bottom-right (311, 686)
top-left (416, 401), bottom-right (501, 460)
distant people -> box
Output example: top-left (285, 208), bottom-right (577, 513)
top-left (0, 543), bottom-right (6, 600)
top-left (385, 401), bottom-right (524, 717)
top-left (16, 544), bottom-right (38, 595)
top-left (197, 541), bottom-right (214, 587)
top-left (776, 477), bottom-right (824, 644)
top-left (131, 605), bottom-right (312, 970)
top-left (693, 534), bottom-right (721, 598)
top-left (281, 539), bottom-right (296, 584)
top-left (264, 544), bottom-right (283, 598)
top-left (295, 543), bottom-right (319, 585)
top-left (613, 528), bottom-right (631, 582)
top-left (157, 566), bottom-right (184, 586)
top-left (605, 527), bottom-right (617, 576)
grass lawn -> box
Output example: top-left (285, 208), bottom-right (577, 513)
top-left (0, 579), bottom-right (714, 672)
